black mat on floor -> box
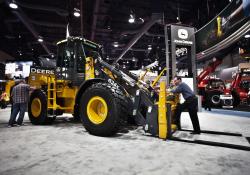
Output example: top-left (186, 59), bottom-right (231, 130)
top-left (180, 129), bottom-right (242, 136)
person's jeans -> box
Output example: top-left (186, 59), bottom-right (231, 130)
top-left (8, 103), bottom-right (27, 126)
top-left (174, 97), bottom-right (200, 132)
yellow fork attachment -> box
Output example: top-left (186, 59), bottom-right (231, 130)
top-left (158, 81), bottom-right (178, 139)
top-left (158, 81), bottom-right (167, 139)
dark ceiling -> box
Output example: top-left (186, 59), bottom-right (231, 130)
top-left (0, 0), bottom-right (230, 69)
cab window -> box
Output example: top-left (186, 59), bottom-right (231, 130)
top-left (76, 42), bottom-right (85, 73)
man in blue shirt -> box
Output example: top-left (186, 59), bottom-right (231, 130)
top-left (171, 77), bottom-right (201, 134)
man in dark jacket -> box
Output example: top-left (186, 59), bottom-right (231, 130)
top-left (170, 77), bottom-right (201, 134)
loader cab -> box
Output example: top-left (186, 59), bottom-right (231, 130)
top-left (56, 37), bottom-right (101, 86)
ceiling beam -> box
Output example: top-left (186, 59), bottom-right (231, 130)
top-left (16, 1), bottom-right (68, 16)
top-left (114, 13), bottom-right (162, 64)
top-left (91, 0), bottom-right (100, 40)
top-left (12, 9), bottom-right (51, 55)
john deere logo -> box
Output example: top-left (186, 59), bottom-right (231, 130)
top-left (178, 29), bottom-right (188, 39)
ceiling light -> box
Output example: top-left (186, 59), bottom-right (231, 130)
top-left (139, 18), bottom-right (144, 23)
top-left (128, 14), bottom-right (135, 23)
top-left (244, 34), bottom-right (250, 38)
top-left (113, 42), bottom-right (119, 47)
top-left (38, 37), bottom-right (43, 42)
top-left (9, 1), bottom-right (18, 9)
top-left (132, 57), bottom-right (138, 62)
top-left (73, 8), bottom-right (80, 17)
top-left (128, 18), bottom-right (135, 23)
top-left (74, 12), bottom-right (80, 17)
top-left (148, 45), bottom-right (152, 50)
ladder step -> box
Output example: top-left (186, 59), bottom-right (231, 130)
top-left (47, 78), bottom-right (56, 108)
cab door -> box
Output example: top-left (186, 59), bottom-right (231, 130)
top-left (56, 40), bottom-right (77, 82)
top-left (73, 41), bottom-right (86, 86)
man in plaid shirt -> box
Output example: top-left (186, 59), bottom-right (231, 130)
top-left (8, 80), bottom-right (31, 127)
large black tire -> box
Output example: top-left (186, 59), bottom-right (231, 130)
top-left (73, 105), bottom-right (80, 121)
top-left (28, 89), bottom-right (53, 125)
top-left (80, 82), bottom-right (128, 136)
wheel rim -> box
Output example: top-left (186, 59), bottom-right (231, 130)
top-left (31, 98), bottom-right (42, 117)
top-left (87, 96), bottom-right (108, 124)
top-left (211, 95), bottom-right (220, 105)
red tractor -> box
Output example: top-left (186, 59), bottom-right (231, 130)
top-left (227, 63), bottom-right (250, 107)
top-left (197, 58), bottom-right (232, 108)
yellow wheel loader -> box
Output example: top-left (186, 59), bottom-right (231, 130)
top-left (0, 80), bottom-right (16, 109)
top-left (28, 37), bottom-right (179, 138)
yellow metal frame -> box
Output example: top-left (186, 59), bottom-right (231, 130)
top-left (151, 68), bottom-right (167, 88)
top-left (158, 81), bottom-right (180, 139)
top-left (103, 68), bottom-right (115, 80)
top-left (1, 80), bottom-right (15, 102)
top-left (139, 69), bottom-right (149, 81)
top-left (158, 81), bottom-right (167, 139)
top-left (47, 76), bottom-right (76, 112)
top-left (29, 71), bottom-right (77, 114)
top-left (217, 16), bottom-right (222, 37)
